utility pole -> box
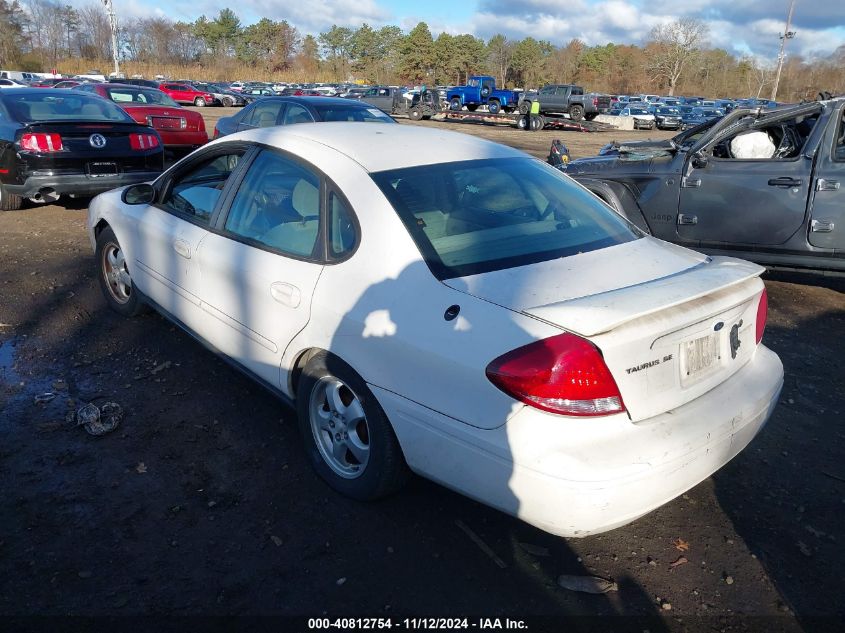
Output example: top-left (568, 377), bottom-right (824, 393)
top-left (770, 0), bottom-right (796, 101)
top-left (102, 0), bottom-right (120, 77)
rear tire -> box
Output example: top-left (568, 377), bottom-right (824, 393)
top-left (194, 97), bottom-right (206, 107)
top-left (297, 352), bottom-right (409, 501)
top-left (222, 96), bottom-right (234, 107)
top-left (96, 226), bottom-right (146, 317)
top-left (518, 101), bottom-right (530, 115)
top-left (409, 107), bottom-right (423, 121)
top-left (449, 97), bottom-right (462, 111)
top-left (569, 104), bottom-right (584, 121)
top-left (0, 184), bottom-right (22, 211)
top-left (584, 113), bottom-right (598, 121)
top-left (466, 104), bottom-right (478, 112)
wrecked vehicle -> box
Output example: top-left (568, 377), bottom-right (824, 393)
top-left (552, 99), bottom-right (845, 274)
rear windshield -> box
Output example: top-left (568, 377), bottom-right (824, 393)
top-left (372, 158), bottom-right (641, 279)
top-left (313, 104), bottom-right (394, 123)
top-left (2, 93), bottom-right (131, 123)
top-left (106, 88), bottom-right (178, 107)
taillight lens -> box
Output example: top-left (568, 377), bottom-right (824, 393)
top-left (129, 133), bottom-right (160, 150)
top-left (755, 288), bottom-right (768, 344)
top-left (212, 126), bottom-right (219, 139)
top-left (20, 132), bottom-right (63, 152)
top-left (486, 333), bottom-right (626, 417)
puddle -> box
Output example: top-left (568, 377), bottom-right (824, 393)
top-left (0, 338), bottom-right (21, 385)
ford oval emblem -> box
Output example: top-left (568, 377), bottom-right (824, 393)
top-left (89, 133), bottom-right (107, 149)
top-left (714, 321), bottom-right (725, 332)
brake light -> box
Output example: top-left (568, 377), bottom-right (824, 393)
top-left (755, 288), bottom-right (768, 344)
top-left (212, 126), bottom-right (219, 139)
top-left (592, 97), bottom-right (598, 107)
top-left (129, 133), bottom-right (160, 150)
top-left (20, 132), bottom-right (63, 152)
top-left (486, 333), bottom-right (625, 417)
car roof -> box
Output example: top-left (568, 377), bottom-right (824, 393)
top-left (251, 96), bottom-right (366, 106)
top-left (221, 122), bottom-right (526, 173)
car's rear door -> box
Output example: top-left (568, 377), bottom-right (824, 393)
top-left (807, 102), bottom-right (845, 250)
top-left (196, 147), bottom-right (328, 386)
top-left (678, 103), bottom-right (822, 247)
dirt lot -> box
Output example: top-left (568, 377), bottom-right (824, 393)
top-left (1, 110), bottom-right (843, 630)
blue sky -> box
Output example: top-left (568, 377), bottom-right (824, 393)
top-left (114, 0), bottom-right (845, 60)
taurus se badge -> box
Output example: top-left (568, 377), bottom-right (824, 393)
top-left (729, 319), bottom-right (743, 359)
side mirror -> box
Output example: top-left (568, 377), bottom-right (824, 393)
top-left (122, 182), bottom-right (155, 205)
top-left (691, 151), bottom-right (709, 169)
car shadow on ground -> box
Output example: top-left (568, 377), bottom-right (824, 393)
top-left (713, 276), bottom-right (845, 628)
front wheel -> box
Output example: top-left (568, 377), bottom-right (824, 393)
top-left (222, 96), bottom-right (234, 107)
top-left (487, 100), bottom-right (501, 114)
top-left (96, 226), bottom-right (146, 317)
top-left (194, 97), bottom-right (206, 107)
top-left (297, 353), bottom-right (408, 500)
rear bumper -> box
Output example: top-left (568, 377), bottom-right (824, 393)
top-left (6, 171), bottom-right (162, 198)
top-left (373, 345), bottom-right (783, 537)
top-left (157, 130), bottom-right (208, 148)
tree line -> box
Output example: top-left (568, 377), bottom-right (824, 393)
top-left (1, 1), bottom-right (843, 100)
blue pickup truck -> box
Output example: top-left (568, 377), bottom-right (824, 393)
top-left (446, 76), bottom-right (519, 114)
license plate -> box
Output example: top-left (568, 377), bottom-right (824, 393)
top-left (683, 332), bottom-right (720, 380)
top-left (87, 162), bottom-right (118, 177)
top-left (152, 117), bottom-right (182, 130)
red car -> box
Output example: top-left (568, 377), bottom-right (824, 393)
top-left (75, 83), bottom-right (208, 152)
top-left (158, 82), bottom-right (216, 107)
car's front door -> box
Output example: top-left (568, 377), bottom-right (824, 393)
top-left (131, 148), bottom-right (247, 333)
top-left (196, 148), bottom-right (326, 386)
top-left (678, 106), bottom-right (822, 246)
top-left (807, 103), bottom-right (845, 249)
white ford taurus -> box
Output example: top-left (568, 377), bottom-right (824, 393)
top-left (87, 123), bottom-right (783, 537)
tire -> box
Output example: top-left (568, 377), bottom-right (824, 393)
top-left (222, 96), bottom-right (234, 107)
top-left (466, 104), bottom-right (478, 112)
top-left (531, 115), bottom-right (544, 131)
top-left (297, 352), bottom-right (409, 500)
top-left (584, 113), bottom-right (598, 121)
top-left (516, 115), bottom-right (529, 130)
top-left (487, 100), bottom-right (501, 114)
top-left (449, 97), bottom-right (462, 111)
top-left (480, 87), bottom-right (490, 98)
top-left (569, 105), bottom-right (584, 121)
top-left (96, 226), bottom-right (146, 317)
top-left (0, 184), bottom-right (22, 211)
top-left (409, 107), bottom-right (423, 121)
top-left (518, 101), bottom-right (530, 115)
top-left (194, 97), bottom-right (206, 107)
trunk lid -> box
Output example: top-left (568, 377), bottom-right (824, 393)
top-left (444, 237), bottom-right (766, 421)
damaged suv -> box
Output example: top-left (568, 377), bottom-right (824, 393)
top-left (552, 99), bottom-right (845, 274)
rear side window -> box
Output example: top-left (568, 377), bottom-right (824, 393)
top-left (313, 105), bottom-right (393, 122)
top-left (247, 101), bottom-right (283, 127)
top-left (224, 150), bottom-right (321, 258)
top-left (372, 158), bottom-right (641, 279)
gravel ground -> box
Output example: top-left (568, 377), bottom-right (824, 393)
top-left (0, 112), bottom-right (843, 631)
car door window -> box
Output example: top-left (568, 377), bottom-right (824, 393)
top-left (834, 112), bottom-right (845, 161)
top-left (224, 150), bottom-right (321, 258)
top-left (161, 152), bottom-right (244, 223)
top-left (282, 103), bottom-right (314, 125)
top-left (245, 100), bottom-right (283, 127)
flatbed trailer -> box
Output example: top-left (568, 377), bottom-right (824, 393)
top-left (436, 111), bottom-right (617, 132)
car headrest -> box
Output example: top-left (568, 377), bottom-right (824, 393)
top-left (291, 179), bottom-right (318, 215)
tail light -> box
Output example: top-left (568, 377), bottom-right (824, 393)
top-left (486, 333), bottom-right (625, 417)
top-left (755, 288), bottom-right (768, 344)
top-left (20, 132), bottom-right (63, 152)
top-left (212, 126), bottom-right (219, 139)
top-left (592, 97), bottom-right (598, 107)
top-left (129, 133), bottom-right (160, 150)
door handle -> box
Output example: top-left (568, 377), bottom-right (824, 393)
top-left (270, 282), bottom-right (301, 308)
top-left (678, 214), bottom-right (698, 225)
top-left (173, 239), bottom-right (191, 259)
top-left (816, 179), bottom-right (840, 191)
top-left (768, 177), bottom-right (803, 188)
top-left (811, 219), bottom-right (835, 233)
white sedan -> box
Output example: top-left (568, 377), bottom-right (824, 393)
top-left (87, 124), bottom-right (783, 537)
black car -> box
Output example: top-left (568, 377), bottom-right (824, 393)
top-left (213, 96), bottom-right (395, 138)
top-left (0, 89), bottom-right (164, 210)
top-left (652, 106), bottom-right (683, 130)
top-left (551, 99), bottom-right (845, 273)
top-left (111, 78), bottom-right (161, 90)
